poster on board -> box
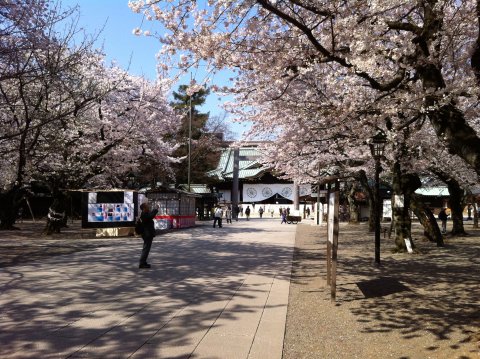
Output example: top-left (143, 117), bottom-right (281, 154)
top-left (82, 191), bottom-right (138, 228)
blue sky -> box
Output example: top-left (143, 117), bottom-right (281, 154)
top-left (61, 0), bottom-right (249, 138)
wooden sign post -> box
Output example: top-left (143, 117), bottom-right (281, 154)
top-left (326, 180), bottom-right (340, 301)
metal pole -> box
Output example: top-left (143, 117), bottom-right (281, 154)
top-left (25, 198), bottom-right (35, 223)
top-left (187, 73), bottom-right (192, 192)
top-left (326, 182), bottom-right (332, 285)
top-left (374, 156), bottom-right (381, 266)
top-left (331, 180), bottom-right (340, 301)
top-left (316, 185), bottom-right (320, 225)
top-left (293, 180), bottom-right (299, 210)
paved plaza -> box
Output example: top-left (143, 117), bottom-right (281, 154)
top-left (2, 219), bottom-right (479, 359)
top-left (0, 219), bottom-right (295, 358)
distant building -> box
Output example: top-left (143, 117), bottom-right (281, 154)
top-left (206, 142), bottom-right (312, 205)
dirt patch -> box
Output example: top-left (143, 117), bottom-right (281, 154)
top-left (283, 222), bottom-right (480, 359)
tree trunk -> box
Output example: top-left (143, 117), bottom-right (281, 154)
top-left (430, 169), bottom-right (467, 236)
top-left (474, 202), bottom-right (479, 229)
top-left (391, 196), bottom-right (411, 252)
top-left (0, 186), bottom-right (24, 230)
top-left (448, 180), bottom-right (466, 236)
top-left (391, 162), bottom-right (422, 252)
top-left (347, 181), bottom-right (360, 224)
top-left (427, 104), bottom-right (480, 176)
top-left (357, 170), bottom-right (375, 232)
top-left (410, 194), bottom-right (444, 247)
top-left (417, 5), bottom-right (480, 175)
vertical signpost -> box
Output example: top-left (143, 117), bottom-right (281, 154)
top-left (316, 184), bottom-right (321, 225)
top-left (326, 180), bottom-right (340, 301)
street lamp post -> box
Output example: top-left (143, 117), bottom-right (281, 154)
top-left (369, 131), bottom-right (387, 266)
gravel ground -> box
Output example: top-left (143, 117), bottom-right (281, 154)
top-left (283, 222), bottom-right (480, 359)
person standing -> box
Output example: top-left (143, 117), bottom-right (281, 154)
top-left (139, 203), bottom-right (158, 269)
top-left (438, 208), bottom-right (448, 234)
top-left (213, 205), bottom-right (223, 228)
top-left (225, 205), bottom-right (232, 224)
top-left (245, 205), bottom-right (251, 220)
top-left (258, 206), bottom-right (264, 218)
top-left (281, 210), bottom-right (287, 224)
top-left (234, 204), bottom-right (240, 221)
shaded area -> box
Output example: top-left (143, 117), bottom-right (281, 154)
top-left (0, 243), bottom-right (111, 268)
top-left (0, 220), bottom-right (294, 358)
top-left (356, 277), bottom-right (411, 298)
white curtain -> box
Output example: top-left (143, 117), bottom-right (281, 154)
top-left (242, 183), bottom-right (311, 202)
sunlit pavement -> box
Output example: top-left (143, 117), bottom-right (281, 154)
top-left (0, 218), bottom-right (296, 358)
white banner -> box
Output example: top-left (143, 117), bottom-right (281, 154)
top-left (383, 199), bottom-right (392, 219)
top-left (328, 192), bottom-right (335, 243)
top-left (242, 183), bottom-right (311, 202)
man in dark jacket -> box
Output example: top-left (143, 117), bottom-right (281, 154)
top-left (438, 208), bottom-right (448, 234)
top-left (139, 203), bottom-right (158, 269)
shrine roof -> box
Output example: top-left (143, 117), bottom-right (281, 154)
top-left (208, 146), bottom-right (270, 180)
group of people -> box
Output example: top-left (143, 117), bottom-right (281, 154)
top-left (212, 204), bottom-right (253, 227)
top-left (212, 205), bottom-right (231, 228)
top-left (212, 203), bottom-right (301, 226)
top-left (136, 201), bottom-right (459, 270)
top-left (211, 203), bottom-right (290, 226)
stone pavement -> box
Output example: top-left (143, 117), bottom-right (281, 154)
top-left (0, 218), bottom-right (296, 359)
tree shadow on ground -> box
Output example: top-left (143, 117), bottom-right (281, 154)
top-left (289, 223), bottom-right (480, 358)
top-left (0, 221), bottom-right (294, 358)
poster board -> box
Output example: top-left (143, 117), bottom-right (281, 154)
top-left (82, 191), bottom-right (138, 228)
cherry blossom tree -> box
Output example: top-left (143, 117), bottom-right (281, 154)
top-left (130, 0), bottom-right (480, 169)
top-left (32, 66), bottom-right (179, 191)
top-left (34, 65), bottom-right (179, 234)
top-left (0, 1), bottom-right (180, 230)
top-left (129, 0), bottom-right (480, 251)
top-left (0, 1), bottom-right (102, 228)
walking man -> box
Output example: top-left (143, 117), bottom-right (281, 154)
top-left (245, 205), bottom-right (251, 220)
top-left (438, 208), bottom-right (448, 234)
top-left (258, 206), bottom-right (264, 218)
top-left (225, 205), bottom-right (232, 224)
top-left (213, 205), bottom-right (223, 228)
top-left (139, 202), bottom-right (158, 269)
top-left (234, 204), bottom-right (240, 221)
